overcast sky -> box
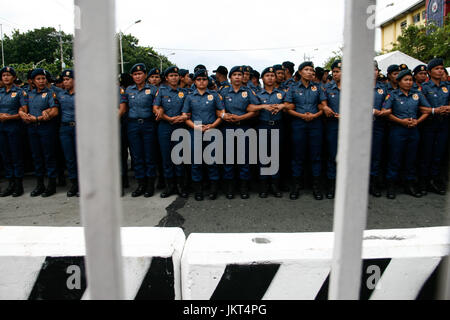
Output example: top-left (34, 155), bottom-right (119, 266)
top-left (0, 0), bottom-right (418, 73)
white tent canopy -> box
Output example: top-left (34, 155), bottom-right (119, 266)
top-left (374, 51), bottom-right (425, 75)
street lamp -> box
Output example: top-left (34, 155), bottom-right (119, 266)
top-left (149, 52), bottom-right (175, 72)
top-left (119, 19), bottom-right (142, 74)
top-left (1, 24), bottom-right (4, 68)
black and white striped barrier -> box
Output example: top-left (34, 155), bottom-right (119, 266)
top-left (181, 227), bottom-right (450, 300)
top-left (0, 227), bottom-right (185, 300)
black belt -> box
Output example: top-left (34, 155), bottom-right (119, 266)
top-left (128, 118), bottom-right (154, 124)
top-left (227, 119), bottom-right (251, 126)
top-left (260, 120), bottom-right (282, 126)
top-left (61, 121), bottom-right (76, 127)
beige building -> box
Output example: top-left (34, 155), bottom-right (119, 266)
top-left (379, 0), bottom-right (427, 52)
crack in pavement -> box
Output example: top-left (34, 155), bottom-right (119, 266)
top-left (157, 196), bottom-right (188, 229)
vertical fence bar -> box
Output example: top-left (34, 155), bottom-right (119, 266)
top-left (329, 0), bottom-right (376, 300)
top-left (74, 0), bottom-right (124, 299)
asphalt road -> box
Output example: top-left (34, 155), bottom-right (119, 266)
top-left (0, 175), bottom-right (447, 237)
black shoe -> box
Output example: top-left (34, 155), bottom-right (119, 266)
top-left (429, 177), bottom-right (446, 195)
top-left (225, 180), bottom-right (234, 200)
top-left (209, 180), bottom-right (219, 200)
top-left (259, 180), bottom-right (269, 198)
top-left (326, 178), bottom-right (335, 199)
top-left (0, 178), bottom-right (15, 197)
top-left (289, 177), bottom-right (300, 200)
top-left (144, 178), bottom-right (155, 198)
top-left (312, 177), bottom-right (323, 200)
top-left (31, 177), bottom-right (45, 197)
top-left (57, 174), bottom-right (66, 187)
top-left (386, 180), bottom-right (396, 199)
top-left (132, 178), bottom-right (147, 197)
top-left (176, 176), bottom-right (188, 198)
top-left (42, 178), bottom-right (57, 198)
top-left (240, 180), bottom-right (250, 199)
top-left (122, 175), bottom-right (130, 189)
top-left (160, 178), bottom-right (176, 198)
top-left (369, 176), bottom-right (382, 198)
top-left (417, 177), bottom-right (428, 196)
top-left (404, 181), bottom-right (422, 198)
top-left (12, 178), bottom-right (24, 197)
top-left (271, 179), bottom-right (283, 198)
top-left (67, 179), bottom-right (79, 197)
top-left (193, 182), bottom-right (203, 201)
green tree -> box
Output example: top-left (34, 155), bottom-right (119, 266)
top-left (118, 34), bottom-right (174, 74)
top-left (391, 14), bottom-right (450, 65)
top-left (324, 48), bottom-right (343, 70)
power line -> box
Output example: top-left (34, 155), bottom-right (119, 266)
top-left (155, 41), bottom-right (341, 52)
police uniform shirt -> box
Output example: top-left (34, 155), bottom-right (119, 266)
top-left (125, 83), bottom-right (157, 119)
top-left (281, 78), bottom-right (296, 92)
top-left (218, 80), bottom-right (231, 92)
top-left (285, 81), bottom-right (326, 114)
top-left (57, 90), bottom-right (75, 123)
top-left (220, 85), bottom-right (259, 116)
top-left (28, 87), bottom-right (57, 117)
top-left (153, 85), bottom-right (186, 117)
top-left (0, 85), bottom-right (28, 115)
top-left (412, 82), bottom-right (423, 92)
top-left (256, 88), bottom-right (285, 121)
top-left (373, 82), bottom-right (387, 111)
top-left (383, 89), bottom-right (430, 120)
top-left (323, 80), bottom-right (340, 114)
top-left (421, 80), bottom-right (449, 110)
top-left (386, 82), bottom-right (397, 94)
top-left (51, 84), bottom-right (64, 95)
top-left (181, 89), bottom-right (224, 125)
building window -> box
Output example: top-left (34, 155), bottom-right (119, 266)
top-left (413, 13), bottom-right (421, 23)
top-left (422, 10), bottom-right (426, 20)
top-left (401, 20), bottom-right (407, 29)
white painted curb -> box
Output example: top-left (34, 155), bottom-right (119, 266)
top-left (181, 227), bottom-right (450, 300)
top-left (0, 227), bottom-right (185, 300)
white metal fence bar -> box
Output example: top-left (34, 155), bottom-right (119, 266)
top-left (329, 0), bottom-right (377, 300)
top-left (74, 0), bottom-right (125, 300)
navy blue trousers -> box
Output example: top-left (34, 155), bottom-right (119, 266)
top-left (190, 129), bottom-right (220, 183)
top-left (325, 119), bottom-right (338, 180)
top-left (222, 124), bottom-right (251, 181)
top-left (28, 121), bottom-right (57, 178)
top-left (386, 125), bottom-right (419, 181)
top-left (127, 120), bottom-right (157, 179)
top-left (59, 125), bottom-right (78, 180)
top-left (291, 118), bottom-right (323, 178)
top-left (419, 118), bottom-right (449, 178)
top-left (370, 120), bottom-right (386, 177)
top-left (0, 120), bottom-right (24, 178)
top-left (158, 121), bottom-right (184, 179)
top-left (258, 121), bottom-right (283, 180)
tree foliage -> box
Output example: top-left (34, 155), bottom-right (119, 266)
top-left (324, 48), bottom-right (343, 70)
top-left (391, 14), bottom-right (450, 65)
top-left (2, 27), bottom-right (174, 80)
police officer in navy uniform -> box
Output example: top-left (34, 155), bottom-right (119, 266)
top-left (56, 69), bottom-right (79, 197)
top-left (418, 58), bottom-right (450, 195)
top-left (242, 66), bottom-right (259, 92)
top-left (0, 66), bottom-right (28, 197)
top-left (126, 63), bottom-right (159, 197)
top-left (182, 69), bottom-right (224, 201)
top-left (273, 64), bottom-right (286, 90)
top-left (178, 69), bottom-right (191, 90)
top-left (282, 61), bottom-right (296, 90)
top-left (153, 66), bottom-right (189, 198)
top-left (285, 61), bottom-right (327, 201)
top-left (220, 66), bottom-right (260, 199)
top-left (247, 67), bottom-right (287, 198)
top-left (386, 64), bottom-right (401, 93)
top-left (214, 66), bottom-right (230, 92)
top-left (413, 65), bottom-right (428, 91)
top-left (321, 60), bottom-right (342, 199)
top-left (384, 69), bottom-right (431, 199)
top-left (369, 61), bottom-right (391, 197)
top-left (20, 68), bottom-right (59, 197)
top-left (250, 70), bottom-right (262, 93)
top-left (147, 68), bottom-right (162, 87)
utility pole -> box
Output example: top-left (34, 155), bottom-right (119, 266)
top-left (59, 25), bottom-right (65, 71)
top-left (1, 24), bottom-right (5, 67)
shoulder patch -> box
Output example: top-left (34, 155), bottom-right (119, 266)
top-left (155, 90), bottom-right (159, 97)
top-left (385, 94), bottom-right (390, 101)
top-left (443, 87), bottom-right (448, 93)
top-left (120, 88), bottom-right (125, 94)
top-left (218, 94), bottom-right (223, 101)
top-left (23, 91), bottom-right (27, 97)
top-left (252, 90), bottom-right (256, 95)
top-left (377, 89), bottom-right (384, 95)
top-left (178, 92), bottom-right (185, 99)
top-left (52, 92), bottom-right (56, 99)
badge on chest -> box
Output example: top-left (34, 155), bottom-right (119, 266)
top-left (242, 92), bottom-right (248, 98)
top-left (11, 92), bottom-right (17, 98)
top-left (145, 89), bottom-right (151, 95)
top-left (42, 93), bottom-right (47, 98)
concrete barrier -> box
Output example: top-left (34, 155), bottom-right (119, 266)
top-left (0, 227), bottom-right (185, 300)
top-left (181, 227), bottom-right (450, 300)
